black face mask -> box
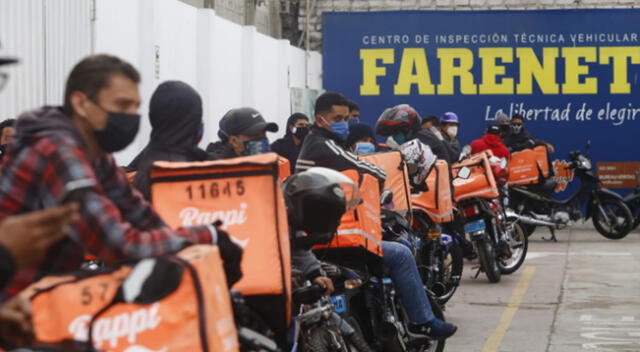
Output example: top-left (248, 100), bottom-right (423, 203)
top-left (293, 126), bottom-right (309, 140)
top-left (93, 110), bottom-right (141, 153)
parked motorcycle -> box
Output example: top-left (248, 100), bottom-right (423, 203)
top-left (508, 143), bottom-right (634, 241)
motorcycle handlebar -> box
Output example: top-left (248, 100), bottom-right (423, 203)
top-left (292, 284), bottom-right (326, 305)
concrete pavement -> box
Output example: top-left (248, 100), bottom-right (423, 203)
top-left (443, 227), bottom-right (640, 352)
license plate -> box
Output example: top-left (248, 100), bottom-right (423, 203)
top-left (465, 219), bottom-right (486, 234)
top-left (330, 294), bottom-right (347, 313)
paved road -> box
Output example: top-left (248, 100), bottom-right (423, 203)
top-left (444, 226), bottom-right (640, 352)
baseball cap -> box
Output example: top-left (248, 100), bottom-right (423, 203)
top-left (224, 107), bottom-right (279, 136)
top-left (487, 123), bottom-right (501, 135)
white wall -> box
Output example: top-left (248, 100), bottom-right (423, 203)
top-left (0, 0), bottom-right (322, 165)
top-left (94, 0), bottom-right (323, 164)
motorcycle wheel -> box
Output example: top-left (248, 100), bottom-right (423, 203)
top-left (345, 317), bottom-right (374, 352)
top-left (499, 221), bottom-right (528, 275)
top-left (592, 199), bottom-right (633, 240)
top-left (474, 235), bottom-right (502, 283)
top-left (435, 243), bottom-right (463, 306)
top-left (304, 327), bottom-right (337, 352)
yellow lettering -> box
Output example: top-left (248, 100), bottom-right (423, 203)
top-left (393, 48), bottom-right (435, 95)
top-left (516, 47), bottom-right (559, 95)
top-left (437, 48), bottom-right (477, 95)
top-left (562, 47), bottom-right (597, 94)
top-left (478, 48), bottom-right (514, 94)
top-left (599, 46), bottom-right (640, 94)
top-left (360, 49), bottom-right (394, 96)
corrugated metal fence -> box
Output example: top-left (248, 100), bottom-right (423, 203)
top-left (0, 0), bottom-right (92, 119)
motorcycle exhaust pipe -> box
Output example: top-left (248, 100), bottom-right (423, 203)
top-left (505, 210), bottom-right (556, 227)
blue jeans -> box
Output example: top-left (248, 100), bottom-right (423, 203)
top-left (381, 240), bottom-right (434, 325)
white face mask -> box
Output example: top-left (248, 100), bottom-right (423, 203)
top-left (446, 126), bottom-right (458, 138)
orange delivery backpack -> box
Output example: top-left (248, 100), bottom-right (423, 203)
top-left (451, 151), bottom-right (500, 202)
top-left (508, 146), bottom-right (550, 186)
top-left (27, 245), bottom-right (238, 352)
top-left (149, 152), bottom-right (292, 338)
top-left (277, 157), bottom-right (291, 181)
top-left (361, 151), bottom-right (412, 219)
top-left (411, 160), bottom-right (454, 223)
top-left (313, 169), bottom-right (384, 268)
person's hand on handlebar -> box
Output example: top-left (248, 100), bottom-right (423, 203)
top-left (313, 276), bottom-right (334, 295)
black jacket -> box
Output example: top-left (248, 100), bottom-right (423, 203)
top-left (271, 135), bottom-right (301, 174)
top-left (130, 81), bottom-right (210, 199)
top-left (296, 125), bottom-right (386, 182)
top-left (415, 128), bottom-right (454, 164)
top-left (503, 128), bottom-right (547, 152)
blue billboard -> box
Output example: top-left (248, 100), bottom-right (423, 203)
top-left (323, 9), bottom-right (640, 189)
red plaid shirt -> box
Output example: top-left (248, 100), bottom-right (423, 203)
top-left (0, 107), bottom-right (213, 296)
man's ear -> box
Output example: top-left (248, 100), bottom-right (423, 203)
top-left (70, 91), bottom-right (89, 118)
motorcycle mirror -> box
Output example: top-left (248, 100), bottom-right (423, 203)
top-left (380, 189), bottom-right (394, 207)
top-left (458, 166), bottom-right (471, 179)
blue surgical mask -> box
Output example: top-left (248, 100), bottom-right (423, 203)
top-left (322, 117), bottom-right (349, 141)
top-left (392, 132), bottom-right (407, 145)
top-left (354, 142), bottom-right (375, 155)
top-left (244, 138), bottom-right (270, 155)
top-left (348, 118), bottom-right (360, 127)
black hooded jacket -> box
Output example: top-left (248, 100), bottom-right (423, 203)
top-left (271, 113), bottom-right (308, 174)
top-left (415, 128), bottom-right (453, 164)
top-left (131, 81), bottom-right (210, 199)
top-left (502, 127), bottom-right (547, 152)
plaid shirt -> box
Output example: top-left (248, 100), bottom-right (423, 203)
top-left (0, 108), bottom-right (213, 296)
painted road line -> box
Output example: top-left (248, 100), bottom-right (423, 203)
top-left (481, 266), bottom-right (537, 352)
top-left (526, 252), bottom-right (632, 260)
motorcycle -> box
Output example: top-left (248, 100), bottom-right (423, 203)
top-left (325, 262), bottom-right (446, 352)
top-left (453, 152), bottom-right (528, 283)
top-left (379, 189), bottom-right (463, 306)
top-left (622, 168), bottom-right (640, 231)
top-left (508, 143), bottom-right (634, 241)
top-left (290, 272), bottom-right (371, 352)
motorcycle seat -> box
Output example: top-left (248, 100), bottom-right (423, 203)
top-left (539, 178), bottom-right (557, 194)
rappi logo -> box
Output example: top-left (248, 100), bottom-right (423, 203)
top-left (552, 160), bottom-right (575, 192)
top-left (179, 202), bottom-right (248, 229)
top-left (68, 303), bottom-right (166, 351)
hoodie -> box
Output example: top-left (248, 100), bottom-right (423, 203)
top-left (502, 127), bottom-right (547, 153)
top-left (271, 113), bottom-right (309, 174)
top-left (131, 81), bottom-right (210, 199)
top-left (0, 106), bottom-right (213, 297)
top-left (470, 133), bottom-right (510, 159)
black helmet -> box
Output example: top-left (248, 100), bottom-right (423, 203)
top-left (375, 104), bottom-right (421, 138)
top-left (284, 167), bottom-right (361, 247)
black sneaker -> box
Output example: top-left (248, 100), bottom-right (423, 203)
top-left (409, 319), bottom-right (458, 340)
